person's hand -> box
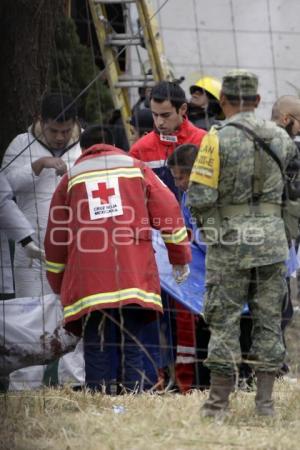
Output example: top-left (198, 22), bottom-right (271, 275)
top-left (23, 241), bottom-right (45, 262)
top-left (172, 264), bottom-right (190, 284)
top-left (32, 157), bottom-right (67, 176)
top-left (41, 157), bottom-right (67, 176)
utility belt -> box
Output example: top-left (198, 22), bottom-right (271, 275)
top-left (200, 202), bottom-right (282, 244)
top-left (219, 202), bottom-right (281, 218)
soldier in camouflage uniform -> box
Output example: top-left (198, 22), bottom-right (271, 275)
top-left (187, 69), bottom-right (297, 417)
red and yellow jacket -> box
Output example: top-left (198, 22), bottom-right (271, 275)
top-left (44, 144), bottom-right (191, 329)
top-left (130, 117), bottom-right (206, 393)
top-left (129, 117), bottom-right (206, 195)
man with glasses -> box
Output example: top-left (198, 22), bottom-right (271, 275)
top-left (272, 95), bottom-right (300, 374)
top-left (272, 95), bottom-right (300, 139)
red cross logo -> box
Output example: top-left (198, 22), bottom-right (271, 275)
top-left (92, 182), bottom-right (115, 204)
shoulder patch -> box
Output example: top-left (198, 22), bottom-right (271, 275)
top-left (189, 130), bottom-right (220, 188)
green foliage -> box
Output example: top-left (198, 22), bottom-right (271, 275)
top-left (49, 16), bottom-right (113, 124)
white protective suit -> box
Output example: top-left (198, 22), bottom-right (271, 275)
top-left (0, 172), bottom-right (34, 293)
top-left (1, 122), bottom-right (83, 390)
top-left (2, 122), bottom-right (81, 297)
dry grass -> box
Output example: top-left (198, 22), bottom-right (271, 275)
top-left (1, 379), bottom-right (300, 450)
top-left (2, 284), bottom-right (300, 450)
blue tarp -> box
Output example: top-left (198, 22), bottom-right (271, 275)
top-left (153, 231), bottom-right (249, 315)
top-left (153, 232), bottom-right (206, 314)
top-left (286, 241), bottom-right (300, 277)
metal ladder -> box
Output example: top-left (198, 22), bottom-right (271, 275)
top-left (87, 0), bottom-right (173, 144)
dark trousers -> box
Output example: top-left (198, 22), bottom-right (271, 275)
top-left (83, 307), bottom-right (146, 393)
top-left (194, 316), bottom-right (211, 389)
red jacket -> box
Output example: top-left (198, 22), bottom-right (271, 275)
top-left (130, 117), bottom-right (205, 393)
top-left (44, 145), bottom-right (191, 328)
top-left (129, 117), bottom-right (206, 194)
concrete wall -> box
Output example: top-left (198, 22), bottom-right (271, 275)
top-left (129, 0), bottom-right (300, 118)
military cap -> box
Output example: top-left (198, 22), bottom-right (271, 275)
top-left (222, 69), bottom-right (258, 96)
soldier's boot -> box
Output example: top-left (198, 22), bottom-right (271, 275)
top-left (201, 373), bottom-right (235, 418)
top-left (255, 371), bottom-right (276, 417)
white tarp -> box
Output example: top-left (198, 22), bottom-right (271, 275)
top-left (0, 293), bottom-right (82, 383)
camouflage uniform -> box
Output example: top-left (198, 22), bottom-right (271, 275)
top-left (187, 70), bottom-right (297, 377)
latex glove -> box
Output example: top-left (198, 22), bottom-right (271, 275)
top-left (24, 241), bottom-right (45, 262)
top-left (172, 264), bottom-right (190, 284)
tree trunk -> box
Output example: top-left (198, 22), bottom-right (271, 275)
top-left (0, 0), bottom-right (63, 162)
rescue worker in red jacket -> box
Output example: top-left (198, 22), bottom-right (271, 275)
top-left (129, 81), bottom-right (207, 393)
top-left (44, 125), bottom-right (191, 393)
top-left (129, 81), bottom-right (206, 197)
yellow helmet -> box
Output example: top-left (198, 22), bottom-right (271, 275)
top-left (190, 76), bottom-right (222, 100)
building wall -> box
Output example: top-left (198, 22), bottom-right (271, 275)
top-left (129, 0), bottom-right (300, 118)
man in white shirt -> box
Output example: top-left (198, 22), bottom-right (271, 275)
top-left (2, 93), bottom-right (81, 297)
